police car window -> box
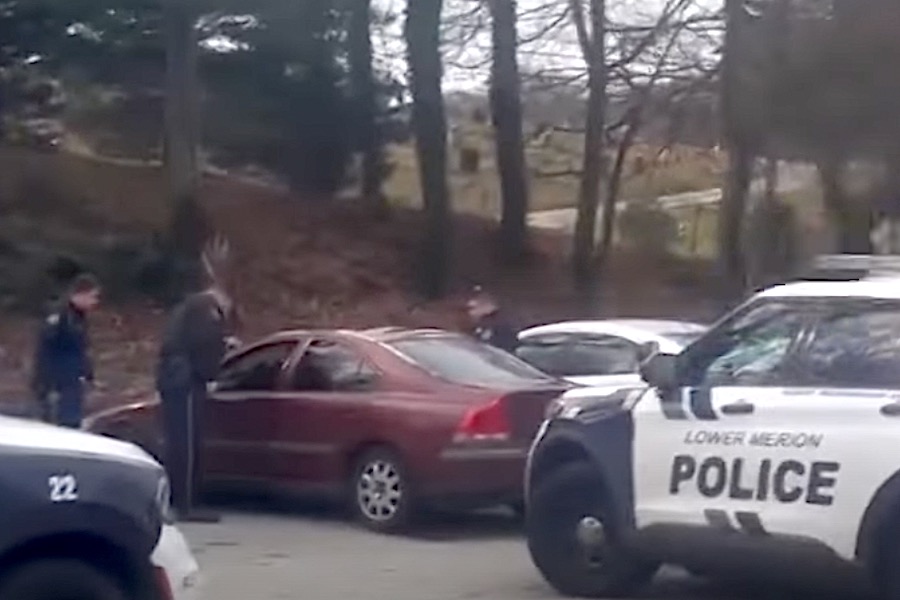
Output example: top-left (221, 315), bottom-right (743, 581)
top-left (217, 342), bottom-right (296, 392)
top-left (684, 302), bottom-right (805, 387)
top-left (292, 340), bottom-right (378, 392)
top-left (802, 304), bottom-right (900, 389)
top-left (514, 335), bottom-right (572, 376)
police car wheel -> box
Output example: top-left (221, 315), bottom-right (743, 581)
top-left (879, 526), bottom-right (900, 600)
top-left (0, 558), bottom-right (127, 600)
top-left (527, 462), bottom-right (658, 598)
top-left (350, 448), bottom-right (413, 534)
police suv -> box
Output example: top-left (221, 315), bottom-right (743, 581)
top-left (525, 255), bottom-right (900, 599)
top-left (0, 415), bottom-right (199, 600)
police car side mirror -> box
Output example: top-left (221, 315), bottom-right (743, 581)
top-left (640, 352), bottom-right (678, 390)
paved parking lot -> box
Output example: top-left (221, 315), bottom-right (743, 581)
top-left (181, 503), bottom-right (760, 600)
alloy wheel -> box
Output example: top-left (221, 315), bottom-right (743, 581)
top-left (357, 459), bottom-right (403, 522)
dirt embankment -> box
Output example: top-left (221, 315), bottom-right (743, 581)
top-left (0, 148), bottom-right (721, 413)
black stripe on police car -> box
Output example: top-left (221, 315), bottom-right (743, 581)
top-left (703, 509), bottom-right (769, 536)
top-left (660, 388), bottom-right (717, 421)
top-left (670, 455), bottom-right (840, 506)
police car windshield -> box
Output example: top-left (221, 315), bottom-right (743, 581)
top-left (391, 334), bottom-right (558, 388)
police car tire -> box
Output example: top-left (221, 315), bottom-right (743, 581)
top-left (527, 462), bottom-right (658, 598)
top-left (0, 558), bottom-right (127, 600)
top-left (879, 524), bottom-right (900, 600)
top-left (350, 448), bottom-right (414, 534)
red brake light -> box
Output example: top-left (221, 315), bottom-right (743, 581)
top-left (455, 398), bottom-right (511, 442)
top-left (154, 566), bottom-right (174, 600)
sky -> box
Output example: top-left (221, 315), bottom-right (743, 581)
top-left (372, 0), bottom-right (721, 92)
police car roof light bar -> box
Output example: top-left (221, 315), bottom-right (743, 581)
top-left (811, 254), bottom-right (900, 280)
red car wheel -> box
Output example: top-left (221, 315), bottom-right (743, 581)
top-left (350, 448), bottom-right (413, 533)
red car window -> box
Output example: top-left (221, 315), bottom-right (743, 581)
top-left (217, 341), bottom-right (297, 392)
top-left (390, 334), bottom-right (557, 388)
top-left (292, 340), bottom-right (378, 392)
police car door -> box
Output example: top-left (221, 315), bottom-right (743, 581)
top-left (757, 298), bottom-right (900, 559)
top-left (633, 299), bottom-right (811, 532)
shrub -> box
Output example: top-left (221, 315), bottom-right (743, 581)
top-left (618, 202), bottom-right (679, 258)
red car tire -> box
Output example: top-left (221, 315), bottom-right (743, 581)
top-left (350, 447), bottom-right (414, 534)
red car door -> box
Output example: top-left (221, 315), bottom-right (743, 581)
top-left (271, 338), bottom-right (379, 492)
top-left (204, 340), bottom-right (300, 486)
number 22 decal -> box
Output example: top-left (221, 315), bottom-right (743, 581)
top-left (48, 474), bottom-right (78, 502)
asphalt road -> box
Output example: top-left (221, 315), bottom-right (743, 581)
top-left (179, 502), bottom-right (824, 600)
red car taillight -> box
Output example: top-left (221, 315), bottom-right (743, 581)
top-left (154, 566), bottom-right (174, 600)
top-left (454, 397), bottom-right (511, 442)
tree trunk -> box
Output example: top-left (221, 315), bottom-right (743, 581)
top-left (349, 0), bottom-right (385, 215)
top-left (718, 0), bottom-right (751, 299)
top-left (718, 143), bottom-right (752, 296)
top-left (818, 157), bottom-right (872, 253)
top-left (405, 0), bottom-right (451, 298)
top-left (763, 157), bottom-right (778, 205)
top-left (488, 0), bottom-right (530, 263)
top-left (571, 0), bottom-right (607, 290)
top-left (597, 116), bottom-right (638, 268)
top-left (164, 0), bottom-right (206, 292)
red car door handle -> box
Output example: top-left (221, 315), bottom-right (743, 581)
top-left (880, 402), bottom-right (900, 417)
top-left (721, 401), bottom-right (755, 416)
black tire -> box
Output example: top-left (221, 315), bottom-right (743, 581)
top-left (526, 461), bottom-right (658, 598)
top-left (350, 447), bottom-right (414, 534)
top-left (0, 558), bottom-right (127, 600)
top-left (878, 532), bottom-right (900, 599)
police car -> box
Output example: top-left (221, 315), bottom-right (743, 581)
top-left (0, 415), bottom-right (200, 600)
top-left (525, 255), bottom-right (900, 599)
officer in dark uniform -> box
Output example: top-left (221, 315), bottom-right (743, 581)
top-left (31, 273), bottom-right (102, 428)
top-left (467, 286), bottom-right (518, 353)
top-left (155, 236), bottom-right (239, 522)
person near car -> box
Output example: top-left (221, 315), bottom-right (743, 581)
top-left (155, 236), bottom-right (239, 523)
top-left (30, 273), bottom-right (102, 429)
top-left (467, 286), bottom-right (518, 353)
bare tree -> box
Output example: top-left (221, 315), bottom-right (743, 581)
top-left (488, 0), bottom-right (530, 262)
top-left (164, 0), bottom-right (208, 291)
top-left (349, 0), bottom-right (386, 215)
top-left (570, 0), bottom-right (607, 290)
top-left (718, 0), bottom-right (753, 298)
top-left (406, 0), bottom-right (452, 297)
top-left (597, 6), bottom-right (692, 267)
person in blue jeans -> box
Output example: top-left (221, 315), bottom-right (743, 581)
top-left (31, 274), bottom-right (101, 428)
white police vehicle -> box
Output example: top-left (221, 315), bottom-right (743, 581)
top-left (525, 255), bottom-right (900, 598)
top-left (0, 415), bottom-right (199, 600)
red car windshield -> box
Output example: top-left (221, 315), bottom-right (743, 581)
top-left (390, 334), bottom-right (558, 388)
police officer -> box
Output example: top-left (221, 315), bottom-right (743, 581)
top-left (156, 236), bottom-right (239, 522)
top-left (467, 286), bottom-right (518, 353)
top-left (31, 273), bottom-right (102, 428)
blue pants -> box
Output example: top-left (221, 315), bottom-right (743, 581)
top-left (55, 383), bottom-right (84, 429)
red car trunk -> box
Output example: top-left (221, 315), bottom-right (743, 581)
top-left (451, 385), bottom-right (569, 445)
top-left (502, 387), bottom-right (570, 442)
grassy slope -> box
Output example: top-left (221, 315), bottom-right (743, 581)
top-left (0, 146), bottom-right (723, 412)
top-left (384, 128), bottom-right (725, 216)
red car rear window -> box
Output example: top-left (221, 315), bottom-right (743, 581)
top-left (390, 335), bottom-right (557, 388)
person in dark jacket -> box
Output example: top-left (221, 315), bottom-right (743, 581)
top-left (156, 236), bottom-right (239, 522)
top-left (31, 274), bottom-right (102, 428)
top-left (466, 286), bottom-right (518, 353)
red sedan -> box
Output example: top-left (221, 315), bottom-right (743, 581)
top-left (85, 328), bottom-right (569, 531)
